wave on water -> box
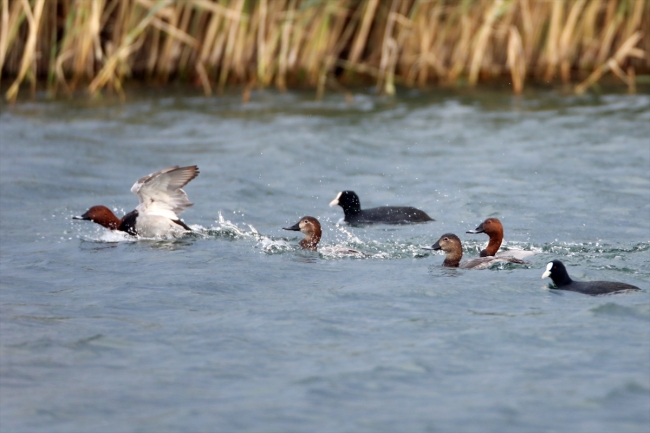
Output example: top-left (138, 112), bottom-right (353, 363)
top-left (197, 212), bottom-right (261, 240)
top-left (541, 240), bottom-right (650, 256)
top-left (590, 303), bottom-right (650, 320)
top-left (70, 211), bottom-right (648, 266)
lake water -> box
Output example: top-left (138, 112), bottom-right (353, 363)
top-left (1, 87), bottom-right (649, 433)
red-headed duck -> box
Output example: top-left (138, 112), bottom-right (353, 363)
top-left (73, 165), bottom-right (199, 237)
top-left (466, 218), bottom-right (533, 260)
top-left (283, 216), bottom-right (365, 256)
top-left (542, 260), bottom-right (640, 295)
top-left (329, 190), bottom-right (434, 225)
top-left (423, 233), bottom-right (526, 269)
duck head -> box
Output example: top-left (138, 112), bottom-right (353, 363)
top-left (73, 205), bottom-right (121, 230)
top-left (423, 233), bottom-right (463, 267)
top-left (466, 217), bottom-right (504, 257)
top-left (283, 216), bottom-right (322, 251)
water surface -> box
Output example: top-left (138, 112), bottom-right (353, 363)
top-left (1, 87), bottom-right (649, 432)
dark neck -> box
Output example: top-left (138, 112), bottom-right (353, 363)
top-left (118, 210), bottom-right (139, 235)
top-left (481, 234), bottom-right (502, 257)
top-left (443, 250), bottom-right (462, 267)
top-left (96, 213), bottom-right (122, 230)
top-left (299, 232), bottom-right (321, 251)
top-left (342, 206), bottom-right (361, 218)
top-left (442, 258), bottom-right (460, 267)
top-left (552, 274), bottom-right (573, 287)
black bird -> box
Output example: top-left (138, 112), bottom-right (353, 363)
top-left (329, 190), bottom-right (433, 225)
top-left (542, 260), bottom-right (640, 295)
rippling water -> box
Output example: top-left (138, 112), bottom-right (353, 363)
top-left (1, 87), bottom-right (649, 432)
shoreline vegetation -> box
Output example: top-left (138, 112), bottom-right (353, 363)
top-left (1, 0), bottom-right (648, 102)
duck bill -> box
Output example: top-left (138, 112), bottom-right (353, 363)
top-left (466, 222), bottom-right (484, 234)
top-left (72, 212), bottom-right (90, 220)
top-left (422, 241), bottom-right (441, 251)
top-left (283, 222), bottom-right (301, 231)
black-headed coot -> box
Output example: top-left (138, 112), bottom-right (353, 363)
top-left (423, 233), bottom-right (525, 269)
top-left (542, 260), bottom-right (640, 295)
top-left (329, 191), bottom-right (433, 224)
top-left (73, 165), bottom-right (198, 237)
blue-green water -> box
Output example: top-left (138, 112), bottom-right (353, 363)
top-left (1, 88), bottom-right (649, 432)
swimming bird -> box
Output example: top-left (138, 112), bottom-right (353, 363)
top-left (283, 216), bottom-right (365, 256)
top-left (329, 190), bottom-right (433, 224)
top-left (542, 260), bottom-right (640, 295)
top-left (466, 217), bottom-right (533, 259)
top-left (73, 165), bottom-right (199, 237)
top-left (423, 233), bottom-right (526, 269)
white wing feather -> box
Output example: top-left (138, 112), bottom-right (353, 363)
top-left (131, 166), bottom-right (199, 219)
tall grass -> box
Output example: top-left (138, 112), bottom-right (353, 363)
top-left (1, 0), bottom-right (648, 102)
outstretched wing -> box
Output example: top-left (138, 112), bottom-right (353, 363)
top-left (131, 166), bottom-right (199, 219)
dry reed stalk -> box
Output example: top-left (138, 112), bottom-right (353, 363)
top-left (6, 0), bottom-right (45, 102)
top-left (256, 0), bottom-right (267, 82)
top-left (348, 0), bottom-right (379, 66)
top-left (575, 31), bottom-right (644, 94)
top-left (596, 0), bottom-right (621, 65)
top-left (378, 0), bottom-right (399, 94)
top-left (507, 25), bottom-right (525, 94)
top-left (429, 3), bottom-right (452, 80)
top-left (447, 4), bottom-right (474, 84)
top-left (317, 3), bottom-right (354, 99)
top-left (390, 5), bottom-right (415, 87)
top-left (406, 4), bottom-right (435, 87)
top-left (205, 2), bottom-right (227, 69)
top-left (277, 0), bottom-right (296, 91)
top-left (259, 2), bottom-right (284, 86)
top-left (88, 1), bottom-right (168, 96)
top-left (217, 0), bottom-right (244, 92)
top-left (233, 6), bottom-right (253, 82)
top-left (558, 0), bottom-right (586, 82)
top-left (543, 0), bottom-right (564, 81)
top-left (0, 0), bottom-right (18, 79)
top-left (517, 0), bottom-right (534, 65)
top-left (623, 0), bottom-right (644, 40)
top-left (155, 3), bottom-right (181, 80)
top-left (578, 0), bottom-right (602, 69)
top-left (468, 0), bottom-right (502, 86)
top-left (2, 0), bottom-right (649, 101)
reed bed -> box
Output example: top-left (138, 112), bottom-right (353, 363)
top-left (1, 0), bottom-right (648, 102)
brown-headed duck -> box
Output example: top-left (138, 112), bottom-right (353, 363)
top-left (467, 217), bottom-right (533, 260)
top-left (73, 165), bottom-right (198, 237)
top-left (329, 191), bottom-right (433, 224)
top-left (423, 233), bottom-right (526, 269)
top-left (542, 260), bottom-right (640, 295)
top-left (283, 216), bottom-right (365, 256)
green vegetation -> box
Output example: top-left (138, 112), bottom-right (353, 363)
top-left (1, 0), bottom-right (648, 102)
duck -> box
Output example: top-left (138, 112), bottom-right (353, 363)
top-left (423, 233), bottom-right (526, 269)
top-left (329, 191), bottom-right (433, 224)
top-left (466, 217), bottom-right (534, 260)
top-left (542, 260), bottom-right (640, 295)
top-left (73, 165), bottom-right (199, 237)
top-left (283, 216), bottom-right (365, 256)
